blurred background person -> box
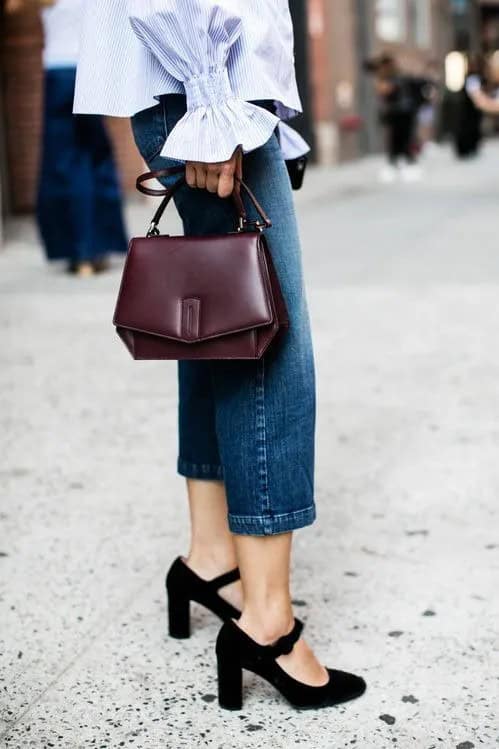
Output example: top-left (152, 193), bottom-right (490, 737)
top-left (4, 0), bottom-right (128, 276)
top-left (452, 55), bottom-right (485, 160)
top-left (466, 52), bottom-right (499, 120)
top-left (417, 60), bottom-right (441, 153)
top-left (365, 54), bottom-right (433, 184)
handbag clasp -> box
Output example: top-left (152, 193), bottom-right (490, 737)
top-left (237, 217), bottom-right (265, 233)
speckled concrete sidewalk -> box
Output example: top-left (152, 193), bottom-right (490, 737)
top-left (1, 146), bottom-right (498, 749)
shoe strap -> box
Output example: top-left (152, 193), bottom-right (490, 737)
top-left (209, 567), bottom-right (240, 590)
top-left (267, 618), bottom-right (303, 658)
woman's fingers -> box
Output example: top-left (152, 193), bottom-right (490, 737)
top-left (186, 163), bottom-right (207, 189)
top-left (217, 162), bottom-right (235, 198)
top-left (4, 0), bottom-right (25, 13)
top-left (185, 162), bottom-right (197, 188)
top-left (195, 165), bottom-right (207, 190)
top-left (185, 148), bottom-right (241, 197)
top-left (206, 165), bottom-right (220, 194)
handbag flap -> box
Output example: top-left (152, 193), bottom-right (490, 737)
top-left (113, 232), bottom-right (274, 343)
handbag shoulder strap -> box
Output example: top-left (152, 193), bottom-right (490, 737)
top-left (136, 166), bottom-right (272, 236)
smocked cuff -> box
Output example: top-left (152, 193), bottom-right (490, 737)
top-left (160, 67), bottom-right (279, 163)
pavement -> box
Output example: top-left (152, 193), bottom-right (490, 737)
top-left (1, 143), bottom-right (498, 749)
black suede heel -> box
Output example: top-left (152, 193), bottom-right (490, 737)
top-left (166, 557), bottom-right (241, 639)
top-left (216, 618), bottom-right (366, 710)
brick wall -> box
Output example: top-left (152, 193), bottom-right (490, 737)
top-left (2, 9), bottom-right (44, 213)
top-left (1, 7), bottom-right (143, 214)
top-left (308, 0), bottom-right (362, 163)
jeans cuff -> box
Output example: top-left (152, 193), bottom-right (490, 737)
top-left (228, 505), bottom-right (316, 536)
top-left (177, 458), bottom-right (224, 481)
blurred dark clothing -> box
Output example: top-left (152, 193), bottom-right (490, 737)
top-left (387, 112), bottom-right (416, 164)
top-left (379, 75), bottom-right (433, 122)
top-left (37, 66), bottom-right (127, 262)
top-left (379, 75), bottom-right (431, 164)
top-left (453, 76), bottom-right (483, 159)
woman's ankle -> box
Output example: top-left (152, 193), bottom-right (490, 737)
top-left (185, 544), bottom-right (238, 579)
top-left (237, 604), bottom-right (295, 645)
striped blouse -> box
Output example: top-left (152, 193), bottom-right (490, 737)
top-left (73, 0), bottom-right (309, 163)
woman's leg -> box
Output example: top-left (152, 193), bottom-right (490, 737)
top-left (401, 113), bottom-right (416, 163)
top-left (386, 121), bottom-right (398, 164)
top-left (177, 358), bottom-right (242, 607)
top-left (185, 479), bottom-right (243, 610)
top-left (131, 102), bottom-right (243, 597)
top-left (171, 113), bottom-right (321, 682)
top-left (235, 533), bottom-right (328, 686)
top-left (77, 112), bottom-right (128, 259)
top-left (37, 67), bottom-right (89, 266)
top-left (206, 134), bottom-right (316, 537)
top-left (185, 480), bottom-right (234, 569)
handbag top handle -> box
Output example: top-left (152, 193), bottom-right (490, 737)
top-left (136, 165), bottom-right (272, 237)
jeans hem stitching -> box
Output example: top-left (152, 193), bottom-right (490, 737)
top-left (177, 458), bottom-right (223, 480)
top-left (228, 505), bottom-right (316, 536)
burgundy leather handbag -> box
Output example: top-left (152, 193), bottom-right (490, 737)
top-left (113, 166), bottom-right (288, 360)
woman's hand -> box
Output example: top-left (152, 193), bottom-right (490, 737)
top-left (469, 88), bottom-right (499, 115)
top-left (4, 0), bottom-right (25, 13)
top-left (186, 147), bottom-right (242, 199)
top-left (4, 0), bottom-right (53, 12)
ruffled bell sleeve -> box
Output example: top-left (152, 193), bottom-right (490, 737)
top-left (128, 0), bottom-right (280, 163)
top-left (277, 121), bottom-right (310, 161)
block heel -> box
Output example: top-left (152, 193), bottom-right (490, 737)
top-left (165, 557), bottom-right (241, 639)
top-left (217, 651), bottom-right (243, 710)
top-left (167, 591), bottom-right (191, 639)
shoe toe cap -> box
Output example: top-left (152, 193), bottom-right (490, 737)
top-left (327, 669), bottom-right (367, 700)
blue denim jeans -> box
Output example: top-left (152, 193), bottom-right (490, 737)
top-left (37, 67), bottom-right (127, 263)
top-left (131, 95), bottom-right (316, 535)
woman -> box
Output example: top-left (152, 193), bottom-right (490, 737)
top-left (366, 54), bottom-right (427, 182)
top-left (74, 0), bottom-right (366, 710)
top-left (466, 53), bottom-right (499, 118)
top-left (6, 0), bottom-right (128, 275)
top-left (454, 57), bottom-right (485, 159)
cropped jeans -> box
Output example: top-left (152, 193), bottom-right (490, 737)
top-left (132, 95), bottom-right (316, 536)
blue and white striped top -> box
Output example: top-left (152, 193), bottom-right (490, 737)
top-left (73, 0), bottom-right (309, 163)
